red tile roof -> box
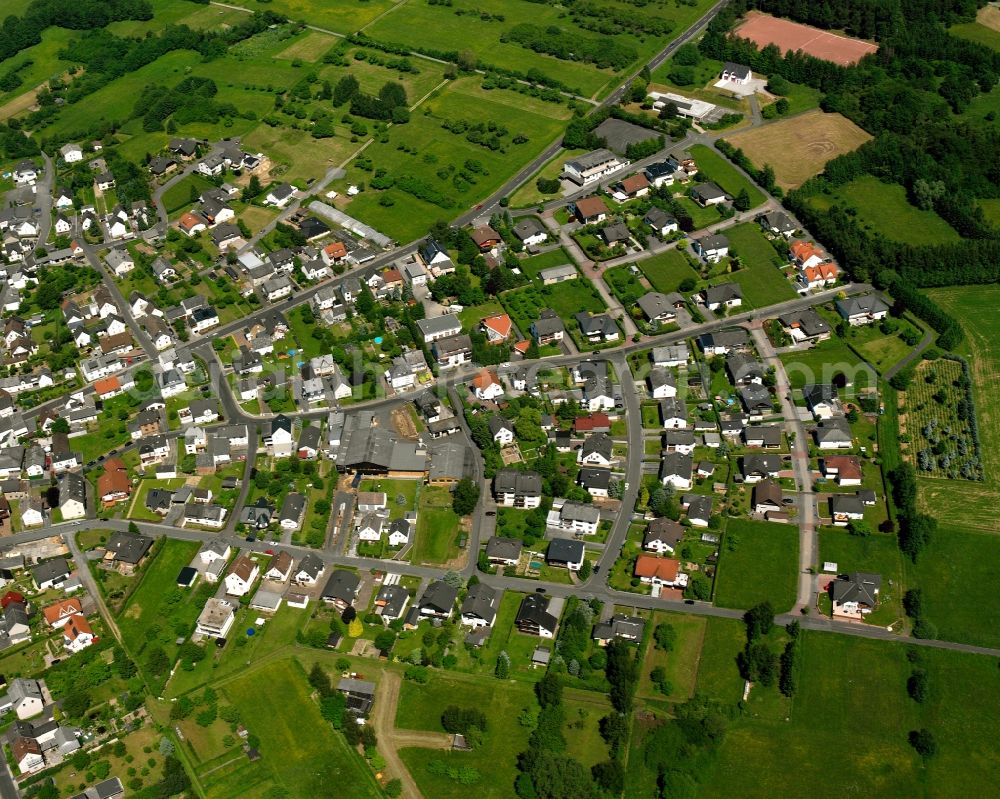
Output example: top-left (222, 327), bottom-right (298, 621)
top-left (634, 555), bottom-right (679, 582)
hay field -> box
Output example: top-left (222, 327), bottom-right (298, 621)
top-left (725, 109), bottom-right (871, 189)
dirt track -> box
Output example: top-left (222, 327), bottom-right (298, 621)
top-left (371, 670), bottom-right (452, 799)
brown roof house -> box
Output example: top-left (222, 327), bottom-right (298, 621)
top-left (96, 457), bottom-right (131, 507)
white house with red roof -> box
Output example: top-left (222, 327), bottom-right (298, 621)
top-left (472, 369), bottom-right (504, 401)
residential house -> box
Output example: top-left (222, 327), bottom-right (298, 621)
top-left (472, 369), bottom-right (504, 401)
top-left (576, 312), bottom-right (618, 343)
top-left (485, 536), bottom-right (522, 567)
top-left (637, 292), bottom-right (679, 326)
top-left (460, 583), bottom-right (500, 628)
top-left (539, 264), bottom-right (577, 285)
top-left (643, 518), bottom-right (684, 555)
top-left (374, 585), bottom-right (410, 622)
top-left (822, 455), bottom-right (863, 486)
top-left (32, 558), bottom-right (71, 591)
top-left (294, 553), bottom-right (325, 586)
top-left (578, 466), bottom-right (611, 497)
top-left (647, 366), bottom-right (677, 399)
top-left (480, 313), bottom-right (513, 343)
top-left (530, 309), bottom-right (565, 344)
top-left (512, 218), bottom-right (547, 247)
top-left (264, 183), bottom-right (296, 208)
top-left (720, 61), bottom-right (752, 84)
top-left (321, 570), bottom-right (361, 610)
top-left (741, 454), bottom-right (781, 483)
top-left (830, 572), bottom-right (880, 618)
top-left (493, 469), bottom-right (542, 509)
top-left (563, 149), bottom-right (627, 186)
top-left (416, 315), bottom-right (462, 345)
top-left (693, 235), bottom-right (731, 265)
top-left (814, 417), bottom-right (853, 450)
top-left (836, 295), bottom-right (889, 326)
top-left (195, 598), bottom-right (236, 638)
top-left (264, 551), bottom-right (294, 582)
top-left (643, 206), bottom-right (679, 237)
top-left (279, 492), bottom-right (306, 531)
top-left (515, 593), bottom-right (558, 637)
top-left (433, 334), bottom-right (472, 368)
top-left (758, 210), bottom-right (796, 238)
top-left (224, 555), bottom-right (259, 597)
top-left (634, 555), bottom-right (685, 588)
top-left (573, 195), bottom-right (609, 225)
top-left (659, 451), bottom-right (693, 490)
top-left (690, 182), bottom-right (728, 207)
top-left (659, 397), bottom-right (688, 429)
top-left (419, 580), bottom-right (458, 620)
top-left (470, 225), bottom-right (501, 253)
top-left (546, 537), bottom-right (585, 571)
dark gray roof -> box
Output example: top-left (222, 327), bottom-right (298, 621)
top-left (420, 580), bottom-right (458, 614)
top-left (106, 532), bottom-right (153, 564)
top-left (578, 466), bottom-right (611, 490)
top-left (702, 281), bottom-right (741, 305)
top-left (581, 432), bottom-right (613, 460)
top-left (461, 583), bottom-right (499, 625)
top-left (740, 384), bottom-right (772, 411)
top-left (515, 593), bottom-right (558, 633)
top-left (512, 218), bottom-right (545, 241)
top-left (321, 569), bottom-right (360, 603)
top-left (375, 584), bottom-right (409, 617)
top-left (485, 536), bottom-right (522, 561)
top-left (296, 553), bottom-right (324, 579)
top-left (547, 537), bottom-right (585, 564)
top-left (279, 492), bottom-right (306, 522)
top-left (493, 469), bottom-right (542, 497)
top-left (830, 572), bottom-right (880, 606)
top-left (32, 557), bottom-right (70, 585)
top-left (691, 182), bottom-right (727, 203)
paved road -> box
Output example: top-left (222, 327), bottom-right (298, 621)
top-left (751, 322), bottom-right (817, 613)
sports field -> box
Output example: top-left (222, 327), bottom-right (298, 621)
top-left (726, 110), bottom-right (872, 189)
top-left (735, 11), bottom-right (878, 66)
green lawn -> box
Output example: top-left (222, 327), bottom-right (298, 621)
top-left (217, 659), bottom-right (381, 799)
top-left (715, 223), bottom-right (797, 308)
top-left (714, 519), bottom-right (799, 612)
top-left (977, 198), bottom-right (1000, 228)
top-left (702, 631), bottom-right (1000, 799)
top-left (806, 175), bottom-right (960, 245)
top-left (116, 539), bottom-right (206, 689)
top-left (950, 20), bottom-right (1000, 51)
top-left (689, 144), bottom-right (766, 209)
top-left (779, 335), bottom-right (878, 391)
top-left (412, 486), bottom-right (462, 563)
top-left (638, 249), bottom-right (700, 294)
top-left (509, 149), bottom-right (586, 208)
top-left (397, 672), bottom-right (536, 799)
top-left (638, 612), bottom-right (707, 702)
top-left (0, 27), bottom-right (77, 107)
top-left (693, 616), bottom-right (747, 703)
top-left (905, 524), bottom-right (1000, 648)
top-left (519, 247), bottom-right (573, 281)
top-left (161, 174), bottom-right (215, 215)
top-left (360, 478), bottom-right (420, 521)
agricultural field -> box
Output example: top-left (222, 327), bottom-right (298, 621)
top-left (336, 78), bottom-right (573, 242)
top-left (806, 176), bottom-right (960, 246)
top-left (724, 110), bottom-right (872, 189)
top-left (700, 632), bottom-right (1000, 799)
top-left (638, 249), bottom-right (700, 294)
top-left (714, 519), bottom-right (799, 612)
top-left (240, 0), bottom-right (400, 36)
top-left (901, 358), bottom-right (981, 481)
top-left (688, 144), bottom-right (766, 209)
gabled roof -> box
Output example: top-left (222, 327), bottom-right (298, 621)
top-left (420, 580), bottom-right (458, 613)
top-left (634, 555), bottom-right (679, 582)
top-left (574, 195), bottom-right (608, 219)
top-left (481, 313), bottom-right (513, 338)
